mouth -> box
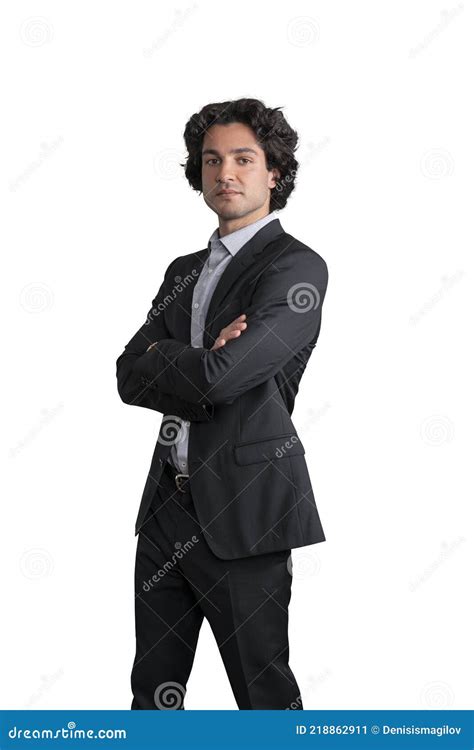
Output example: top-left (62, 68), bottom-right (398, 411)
top-left (217, 190), bottom-right (241, 197)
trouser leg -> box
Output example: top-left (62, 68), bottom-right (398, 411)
top-left (133, 463), bottom-right (303, 710)
top-left (187, 547), bottom-right (303, 709)
top-left (131, 509), bottom-right (204, 709)
top-left (156, 467), bottom-right (303, 709)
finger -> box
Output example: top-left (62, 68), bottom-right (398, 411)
top-left (228, 321), bottom-right (247, 332)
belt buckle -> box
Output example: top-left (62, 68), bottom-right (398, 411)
top-left (175, 473), bottom-right (189, 493)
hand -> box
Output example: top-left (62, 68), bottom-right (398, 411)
top-left (211, 314), bottom-right (247, 351)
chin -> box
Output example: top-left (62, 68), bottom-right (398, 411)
top-left (206, 201), bottom-right (248, 220)
top-left (219, 208), bottom-right (248, 220)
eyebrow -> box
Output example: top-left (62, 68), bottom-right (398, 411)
top-left (202, 147), bottom-right (259, 157)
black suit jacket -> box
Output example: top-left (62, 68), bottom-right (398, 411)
top-left (116, 218), bottom-right (329, 559)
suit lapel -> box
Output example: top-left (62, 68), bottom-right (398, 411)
top-left (202, 218), bottom-right (285, 349)
top-left (174, 248), bottom-right (208, 342)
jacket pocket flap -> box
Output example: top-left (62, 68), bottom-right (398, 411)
top-left (233, 433), bottom-right (305, 466)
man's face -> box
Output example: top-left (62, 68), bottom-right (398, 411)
top-left (201, 122), bottom-right (280, 221)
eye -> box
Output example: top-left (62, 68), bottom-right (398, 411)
top-left (238, 158), bottom-right (251, 164)
top-left (206, 158), bottom-right (220, 166)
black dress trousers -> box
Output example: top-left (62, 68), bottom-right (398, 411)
top-left (131, 461), bottom-right (303, 710)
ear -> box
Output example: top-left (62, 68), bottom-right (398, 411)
top-left (268, 168), bottom-right (281, 188)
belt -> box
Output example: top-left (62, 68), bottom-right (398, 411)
top-left (163, 459), bottom-right (190, 493)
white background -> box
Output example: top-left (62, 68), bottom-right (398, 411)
top-left (1, 0), bottom-right (472, 710)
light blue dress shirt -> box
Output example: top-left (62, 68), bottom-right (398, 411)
top-left (167, 210), bottom-right (279, 473)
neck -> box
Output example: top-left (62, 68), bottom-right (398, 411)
top-left (218, 205), bottom-right (271, 237)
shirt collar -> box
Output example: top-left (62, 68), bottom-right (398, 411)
top-left (208, 211), bottom-right (279, 257)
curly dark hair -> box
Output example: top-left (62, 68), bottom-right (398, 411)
top-left (181, 98), bottom-right (299, 212)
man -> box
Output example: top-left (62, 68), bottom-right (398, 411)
top-left (116, 98), bottom-right (329, 710)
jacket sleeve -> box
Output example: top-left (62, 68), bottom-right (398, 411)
top-left (115, 257), bottom-right (214, 422)
top-left (133, 248), bottom-right (328, 406)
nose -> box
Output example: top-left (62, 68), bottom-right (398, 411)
top-left (216, 158), bottom-right (236, 185)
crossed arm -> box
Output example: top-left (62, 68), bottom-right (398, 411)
top-left (146, 314), bottom-right (246, 354)
top-left (116, 247), bottom-right (328, 413)
top-left (116, 257), bottom-right (210, 421)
